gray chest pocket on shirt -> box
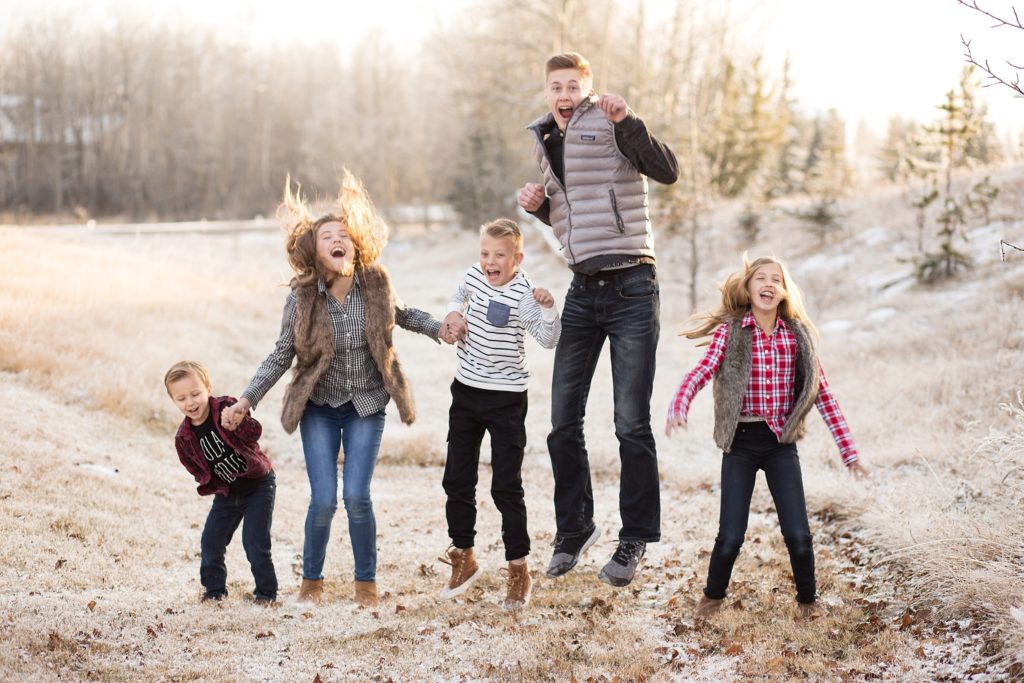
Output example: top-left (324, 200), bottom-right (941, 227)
top-left (486, 300), bottom-right (511, 327)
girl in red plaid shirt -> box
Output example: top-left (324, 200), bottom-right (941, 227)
top-left (665, 254), bottom-right (868, 620)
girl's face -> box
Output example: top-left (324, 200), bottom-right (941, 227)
top-left (316, 221), bottom-right (355, 277)
top-left (747, 262), bottom-right (786, 315)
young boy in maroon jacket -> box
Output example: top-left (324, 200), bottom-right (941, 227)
top-left (165, 360), bottom-right (278, 604)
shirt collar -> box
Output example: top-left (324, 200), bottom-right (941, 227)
top-left (316, 273), bottom-right (361, 295)
top-left (741, 310), bottom-right (790, 333)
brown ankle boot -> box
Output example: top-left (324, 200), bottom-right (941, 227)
top-left (297, 578), bottom-right (323, 604)
top-left (438, 546), bottom-right (482, 599)
top-left (353, 580), bottom-right (378, 607)
top-left (502, 560), bottom-right (531, 610)
top-left (695, 595), bottom-right (724, 619)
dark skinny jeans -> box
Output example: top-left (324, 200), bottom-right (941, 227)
top-left (704, 421), bottom-right (816, 603)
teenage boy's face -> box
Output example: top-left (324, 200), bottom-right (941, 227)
top-left (316, 221), bottom-right (356, 277)
top-left (545, 68), bottom-right (591, 131)
top-left (167, 374), bottom-right (212, 426)
top-left (479, 233), bottom-right (523, 287)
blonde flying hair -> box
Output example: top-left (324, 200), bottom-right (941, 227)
top-left (480, 218), bottom-right (523, 253)
top-left (163, 360), bottom-right (212, 395)
top-left (682, 254), bottom-right (819, 345)
top-left (279, 169), bottom-right (388, 288)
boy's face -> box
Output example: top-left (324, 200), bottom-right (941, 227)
top-left (316, 220), bottom-right (356, 277)
top-left (479, 233), bottom-right (523, 287)
top-left (747, 262), bottom-right (787, 317)
top-left (167, 373), bottom-right (212, 426)
top-left (545, 67), bottom-right (591, 131)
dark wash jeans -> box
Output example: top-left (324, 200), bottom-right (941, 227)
top-left (548, 263), bottom-right (661, 543)
top-left (200, 471), bottom-right (278, 600)
top-left (443, 380), bottom-right (530, 561)
top-left (704, 421), bottom-right (816, 603)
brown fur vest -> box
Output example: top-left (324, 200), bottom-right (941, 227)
top-left (712, 316), bottom-right (819, 453)
top-left (280, 264), bottom-right (415, 433)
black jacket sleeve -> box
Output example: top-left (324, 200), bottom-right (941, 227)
top-left (614, 113), bottom-right (679, 185)
top-left (529, 198), bottom-right (553, 227)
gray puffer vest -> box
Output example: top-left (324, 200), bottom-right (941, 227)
top-left (712, 317), bottom-right (820, 453)
top-left (528, 96), bottom-right (653, 266)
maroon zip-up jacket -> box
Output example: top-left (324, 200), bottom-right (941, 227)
top-left (173, 395), bottom-right (272, 496)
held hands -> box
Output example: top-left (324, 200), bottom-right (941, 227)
top-left (597, 94), bottom-right (629, 123)
top-left (664, 414), bottom-right (687, 437)
top-left (517, 183), bottom-right (545, 212)
top-left (220, 398), bottom-right (251, 431)
top-left (441, 311), bottom-right (467, 345)
top-left (532, 288), bottom-right (554, 309)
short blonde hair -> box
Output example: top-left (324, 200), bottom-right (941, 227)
top-left (164, 360), bottom-right (212, 395)
top-left (481, 218), bottom-right (522, 253)
top-left (545, 52), bottom-right (592, 82)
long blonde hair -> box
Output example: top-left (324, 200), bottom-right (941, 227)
top-left (279, 169), bottom-right (388, 287)
top-left (682, 253), bottom-right (819, 344)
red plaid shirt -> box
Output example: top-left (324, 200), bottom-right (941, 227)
top-left (668, 312), bottom-right (859, 465)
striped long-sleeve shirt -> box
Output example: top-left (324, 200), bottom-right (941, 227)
top-left (447, 266), bottom-right (560, 392)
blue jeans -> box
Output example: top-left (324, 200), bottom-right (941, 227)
top-left (548, 264), bottom-right (661, 542)
top-left (200, 471), bottom-right (278, 600)
top-left (298, 401), bottom-right (386, 582)
top-left (704, 421), bottom-right (816, 603)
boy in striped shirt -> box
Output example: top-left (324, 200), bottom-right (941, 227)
top-left (437, 218), bottom-right (560, 610)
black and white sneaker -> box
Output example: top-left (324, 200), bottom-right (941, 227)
top-left (597, 540), bottom-right (646, 587)
top-left (546, 526), bottom-right (602, 577)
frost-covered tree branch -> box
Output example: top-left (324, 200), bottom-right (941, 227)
top-left (957, 1), bottom-right (1024, 96)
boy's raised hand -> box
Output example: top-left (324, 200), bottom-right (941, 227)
top-left (532, 288), bottom-right (554, 308)
top-left (441, 311), bottom-right (467, 344)
top-left (597, 94), bottom-right (629, 123)
top-left (664, 414), bottom-right (687, 437)
top-left (517, 183), bottom-right (545, 212)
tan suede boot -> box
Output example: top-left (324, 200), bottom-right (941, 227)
top-left (297, 578), bottom-right (323, 604)
top-left (438, 546), bottom-right (482, 599)
top-left (501, 560), bottom-right (531, 611)
top-left (695, 595), bottom-right (724, 619)
top-left (353, 580), bottom-right (378, 607)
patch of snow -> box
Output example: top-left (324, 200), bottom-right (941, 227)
top-left (75, 462), bottom-right (119, 477)
top-left (819, 319), bottom-right (854, 335)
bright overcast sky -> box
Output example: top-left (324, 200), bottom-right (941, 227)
top-left (1, 0), bottom-right (1020, 136)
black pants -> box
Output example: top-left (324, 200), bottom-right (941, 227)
top-left (443, 380), bottom-right (530, 561)
top-left (200, 471), bottom-right (278, 600)
top-left (704, 422), bottom-right (816, 603)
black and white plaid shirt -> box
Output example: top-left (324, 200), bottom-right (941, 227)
top-left (242, 277), bottom-right (441, 418)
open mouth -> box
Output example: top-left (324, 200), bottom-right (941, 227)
top-left (331, 247), bottom-right (346, 259)
top-left (758, 290), bottom-right (774, 303)
top-left (486, 268), bottom-right (502, 280)
top-left (558, 105), bottom-right (573, 121)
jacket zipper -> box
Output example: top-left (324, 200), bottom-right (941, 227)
top-left (608, 188), bottom-right (626, 234)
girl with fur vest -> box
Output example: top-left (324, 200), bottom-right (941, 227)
top-left (221, 170), bottom-right (445, 607)
top-left (665, 254), bottom-right (868, 620)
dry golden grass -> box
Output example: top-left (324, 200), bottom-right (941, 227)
top-left (1, 169), bottom-right (1023, 682)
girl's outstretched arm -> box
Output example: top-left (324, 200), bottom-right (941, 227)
top-left (814, 362), bottom-right (868, 476)
top-left (665, 323), bottom-right (728, 438)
